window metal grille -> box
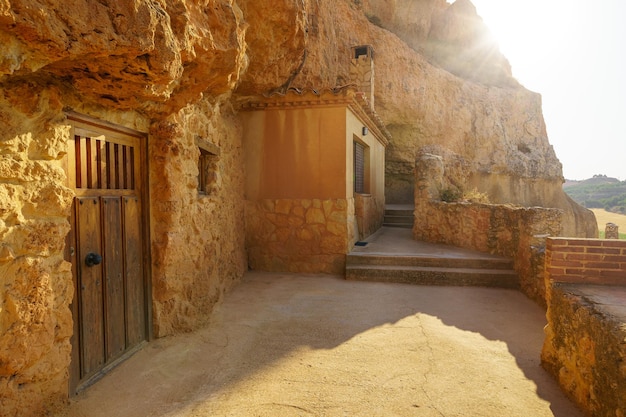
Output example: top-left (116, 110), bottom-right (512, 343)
top-left (354, 141), bottom-right (365, 194)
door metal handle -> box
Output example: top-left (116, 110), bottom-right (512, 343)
top-left (85, 252), bottom-right (102, 267)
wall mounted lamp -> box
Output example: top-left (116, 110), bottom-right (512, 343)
top-left (362, 126), bottom-right (368, 136)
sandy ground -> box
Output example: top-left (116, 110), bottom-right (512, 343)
top-left (56, 272), bottom-right (583, 417)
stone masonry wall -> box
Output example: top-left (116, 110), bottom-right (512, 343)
top-left (413, 152), bottom-right (564, 306)
top-left (245, 198), bottom-right (355, 274)
top-left (413, 199), bottom-right (562, 305)
top-left (149, 100), bottom-right (247, 337)
top-left (542, 238), bottom-right (626, 417)
top-left (541, 284), bottom-right (626, 417)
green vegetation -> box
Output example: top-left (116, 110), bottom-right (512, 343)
top-left (598, 231), bottom-right (626, 239)
top-left (563, 174), bottom-right (626, 214)
top-left (440, 187), bottom-right (462, 203)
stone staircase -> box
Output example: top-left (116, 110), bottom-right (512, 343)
top-left (346, 227), bottom-right (519, 289)
top-left (383, 206), bottom-right (414, 229)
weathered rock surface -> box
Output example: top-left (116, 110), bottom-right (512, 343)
top-left (542, 238), bottom-right (626, 416)
top-left (1, 2), bottom-right (249, 415)
top-left (0, 0), bottom-right (597, 415)
top-left (0, 89), bottom-right (75, 416)
top-left (0, 0), bottom-right (594, 229)
top-left (149, 101), bottom-right (247, 336)
top-left (0, 0), bottom-right (247, 114)
top-left (360, 0), bottom-right (516, 87)
top-left (236, 0), bottom-right (595, 236)
top-left (357, 0), bottom-right (594, 237)
top-left (542, 284), bottom-right (626, 417)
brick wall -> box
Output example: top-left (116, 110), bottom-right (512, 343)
top-left (543, 237), bottom-right (626, 417)
top-left (546, 238), bottom-right (626, 285)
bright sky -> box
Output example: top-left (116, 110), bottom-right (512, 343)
top-left (469, 0), bottom-right (626, 181)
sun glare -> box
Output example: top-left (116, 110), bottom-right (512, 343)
top-left (470, 1), bottom-right (574, 89)
top-left (469, 1), bottom-right (626, 181)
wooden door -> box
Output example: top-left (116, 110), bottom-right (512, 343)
top-left (65, 116), bottom-right (149, 393)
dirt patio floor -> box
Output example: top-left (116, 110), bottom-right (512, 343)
top-left (56, 272), bottom-right (582, 417)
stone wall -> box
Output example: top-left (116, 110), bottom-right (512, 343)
top-left (149, 100), bottom-right (248, 337)
top-left (245, 198), bottom-right (354, 274)
top-left (0, 84), bottom-right (248, 415)
top-left (409, 147), bottom-right (596, 238)
top-left (414, 199), bottom-right (562, 305)
top-left (542, 238), bottom-right (626, 417)
top-left (541, 284), bottom-right (626, 417)
top-left (413, 155), bottom-right (563, 305)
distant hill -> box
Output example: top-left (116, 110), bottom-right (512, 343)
top-left (564, 175), bottom-right (626, 214)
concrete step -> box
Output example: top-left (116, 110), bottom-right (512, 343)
top-left (383, 215), bottom-right (414, 224)
top-left (383, 207), bottom-right (414, 229)
top-left (345, 264), bottom-right (519, 289)
top-left (384, 209), bottom-right (413, 217)
top-left (346, 226), bottom-right (517, 289)
top-left (347, 253), bottom-right (514, 270)
top-left (382, 223), bottom-right (413, 229)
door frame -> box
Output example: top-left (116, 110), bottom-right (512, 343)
top-left (64, 111), bottom-right (153, 394)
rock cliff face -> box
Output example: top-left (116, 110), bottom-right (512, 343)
top-left (237, 0), bottom-right (594, 237)
top-left (0, 0), bottom-right (594, 222)
top-left (0, 0), bottom-right (247, 113)
top-left (1, 1), bottom-right (249, 414)
top-left (0, 0), bottom-right (596, 415)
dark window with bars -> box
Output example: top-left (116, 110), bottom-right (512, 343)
top-left (74, 135), bottom-right (135, 190)
top-left (354, 141), bottom-right (365, 194)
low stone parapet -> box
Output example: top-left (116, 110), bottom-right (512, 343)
top-left (413, 199), bottom-right (562, 305)
top-left (542, 237), bottom-right (626, 417)
top-left (541, 284), bottom-right (626, 417)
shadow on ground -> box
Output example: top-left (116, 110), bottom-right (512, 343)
top-left (58, 272), bottom-right (582, 417)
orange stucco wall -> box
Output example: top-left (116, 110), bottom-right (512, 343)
top-left (241, 102), bottom-right (387, 273)
top-left (243, 106), bottom-right (347, 200)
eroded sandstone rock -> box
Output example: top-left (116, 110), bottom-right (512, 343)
top-left (149, 100), bottom-right (247, 336)
top-left (237, 0), bottom-right (595, 236)
top-left (0, 106), bottom-right (74, 416)
top-left (1, 0), bottom-right (247, 115)
top-left (0, 0), bottom-right (598, 415)
top-left (543, 283), bottom-right (626, 417)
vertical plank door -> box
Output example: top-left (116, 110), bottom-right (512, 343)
top-left (67, 115), bottom-right (149, 392)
